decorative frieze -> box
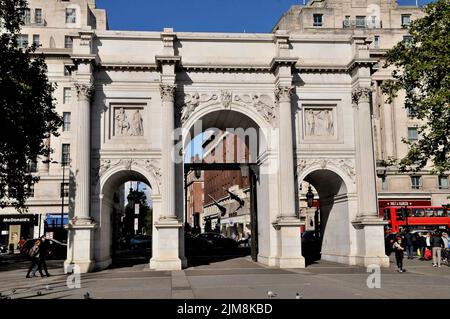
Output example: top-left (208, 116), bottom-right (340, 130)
top-left (220, 90), bottom-right (232, 109)
top-left (176, 92), bottom-right (218, 126)
top-left (92, 158), bottom-right (163, 189)
top-left (234, 94), bottom-right (276, 125)
top-left (296, 158), bottom-right (356, 183)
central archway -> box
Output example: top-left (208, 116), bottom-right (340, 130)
top-left (178, 104), bottom-right (275, 267)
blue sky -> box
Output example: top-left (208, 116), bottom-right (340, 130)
top-left (96, 0), bottom-right (434, 33)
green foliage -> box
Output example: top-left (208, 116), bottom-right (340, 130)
top-left (0, 0), bottom-right (62, 211)
top-left (382, 0), bottom-right (450, 174)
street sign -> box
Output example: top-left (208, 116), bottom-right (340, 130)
top-left (135, 204), bottom-right (139, 215)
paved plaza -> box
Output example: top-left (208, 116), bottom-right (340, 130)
top-left (1, 254), bottom-right (450, 299)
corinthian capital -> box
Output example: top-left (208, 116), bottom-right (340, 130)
top-left (352, 87), bottom-right (372, 106)
top-left (275, 85), bottom-right (294, 102)
top-left (75, 83), bottom-right (94, 101)
top-left (159, 84), bottom-right (176, 102)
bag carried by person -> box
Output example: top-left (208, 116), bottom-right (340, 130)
top-left (424, 248), bottom-right (432, 260)
top-left (28, 245), bottom-right (38, 258)
top-left (417, 248), bottom-right (421, 256)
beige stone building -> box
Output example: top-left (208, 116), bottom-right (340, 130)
top-left (2, 0), bottom-right (446, 273)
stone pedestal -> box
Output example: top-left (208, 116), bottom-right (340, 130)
top-left (150, 218), bottom-right (183, 270)
top-left (64, 219), bottom-right (96, 274)
top-left (352, 217), bottom-right (390, 268)
top-left (273, 218), bottom-right (305, 268)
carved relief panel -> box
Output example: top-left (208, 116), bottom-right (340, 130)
top-left (301, 105), bottom-right (337, 141)
top-left (111, 106), bottom-right (145, 138)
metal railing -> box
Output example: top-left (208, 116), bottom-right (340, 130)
top-left (343, 20), bottom-right (382, 29)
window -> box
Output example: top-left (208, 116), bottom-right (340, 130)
top-left (370, 15), bottom-right (377, 28)
top-left (356, 16), bottom-right (366, 28)
top-left (381, 176), bottom-right (388, 191)
top-left (63, 112), bottom-right (71, 131)
top-left (406, 105), bottom-right (417, 118)
top-left (343, 15), bottom-right (351, 28)
top-left (28, 184), bottom-right (35, 197)
top-left (28, 160), bottom-right (38, 173)
top-left (374, 35), bottom-right (380, 48)
top-left (401, 14), bottom-right (411, 27)
top-left (64, 66), bottom-right (71, 76)
top-left (411, 176), bottom-right (421, 190)
top-left (64, 36), bottom-right (73, 49)
top-left (63, 88), bottom-right (71, 104)
top-left (17, 34), bottom-right (28, 48)
top-left (61, 144), bottom-right (70, 166)
top-left (313, 14), bottom-right (323, 27)
top-left (439, 176), bottom-right (449, 189)
top-left (33, 34), bottom-right (40, 47)
top-left (66, 8), bottom-right (76, 23)
top-left (408, 127), bottom-right (418, 141)
top-left (60, 183), bottom-right (69, 198)
top-left (22, 8), bottom-right (31, 24)
top-left (34, 8), bottom-right (42, 24)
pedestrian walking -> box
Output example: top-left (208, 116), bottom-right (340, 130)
top-left (431, 232), bottom-right (444, 267)
top-left (38, 235), bottom-right (51, 277)
top-left (393, 237), bottom-right (405, 272)
top-left (26, 240), bottom-right (44, 278)
top-left (442, 232), bottom-right (449, 265)
top-left (404, 232), bottom-right (415, 259)
top-left (417, 232), bottom-right (426, 260)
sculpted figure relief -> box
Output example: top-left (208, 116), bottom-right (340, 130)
top-left (305, 109), bottom-right (334, 137)
top-left (132, 109), bottom-right (144, 136)
top-left (115, 107), bottom-right (130, 136)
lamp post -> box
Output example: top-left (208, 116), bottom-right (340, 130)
top-left (306, 186), bottom-right (314, 208)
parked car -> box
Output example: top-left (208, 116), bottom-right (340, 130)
top-left (185, 233), bottom-right (213, 256)
top-left (0, 244), bottom-right (7, 254)
top-left (130, 234), bottom-right (152, 250)
top-left (20, 238), bottom-right (67, 260)
top-left (196, 232), bottom-right (239, 250)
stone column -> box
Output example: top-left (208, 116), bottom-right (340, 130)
top-left (272, 85), bottom-right (305, 269)
top-left (64, 82), bottom-right (96, 274)
top-left (149, 83), bottom-right (182, 271)
top-left (352, 87), bottom-right (378, 218)
top-left (159, 84), bottom-right (177, 221)
top-left (351, 86), bottom-right (389, 268)
top-left (276, 86), bottom-right (297, 219)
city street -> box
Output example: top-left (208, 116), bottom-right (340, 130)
top-left (1, 254), bottom-right (450, 299)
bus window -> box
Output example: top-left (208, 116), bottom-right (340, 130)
top-left (384, 209), bottom-right (390, 220)
top-left (425, 209), bottom-right (434, 217)
top-left (395, 209), bottom-right (404, 220)
top-left (435, 208), bottom-right (445, 217)
top-left (412, 208), bottom-right (425, 217)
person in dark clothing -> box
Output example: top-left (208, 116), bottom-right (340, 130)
top-left (431, 232), bottom-right (445, 267)
top-left (393, 237), bottom-right (405, 272)
top-left (38, 235), bottom-right (51, 277)
top-left (26, 240), bottom-right (44, 278)
top-left (417, 232), bottom-right (426, 260)
top-left (404, 232), bottom-right (415, 259)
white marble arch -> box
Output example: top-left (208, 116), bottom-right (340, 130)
top-left (91, 164), bottom-right (161, 271)
top-left (179, 103), bottom-right (284, 266)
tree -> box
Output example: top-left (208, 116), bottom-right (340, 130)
top-left (124, 189), bottom-right (152, 236)
top-left (382, 0), bottom-right (450, 173)
top-left (0, 0), bottom-right (62, 211)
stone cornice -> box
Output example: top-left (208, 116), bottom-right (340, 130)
top-left (270, 57), bottom-right (299, 72)
top-left (155, 55), bottom-right (182, 69)
top-left (347, 58), bottom-right (379, 73)
top-left (97, 63), bottom-right (158, 71)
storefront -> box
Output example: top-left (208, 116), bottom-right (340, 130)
top-left (0, 215), bottom-right (36, 250)
top-left (44, 213), bottom-right (68, 242)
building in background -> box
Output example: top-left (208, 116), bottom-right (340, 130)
top-left (201, 130), bottom-right (251, 239)
top-left (274, 0), bottom-right (448, 217)
top-left (185, 166), bottom-right (204, 233)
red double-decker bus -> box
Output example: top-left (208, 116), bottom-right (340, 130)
top-left (383, 206), bottom-right (450, 234)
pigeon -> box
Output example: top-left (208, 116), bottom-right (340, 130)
top-left (267, 290), bottom-right (277, 298)
top-left (11, 289), bottom-right (16, 294)
top-left (45, 285), bottom-right (52, 290)
top-left (295, 293), bottom-right (303, 299)
top-left (84, 292), bottom-right (91, 299)
top-left (37, 291), bottom-right (42, 296)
